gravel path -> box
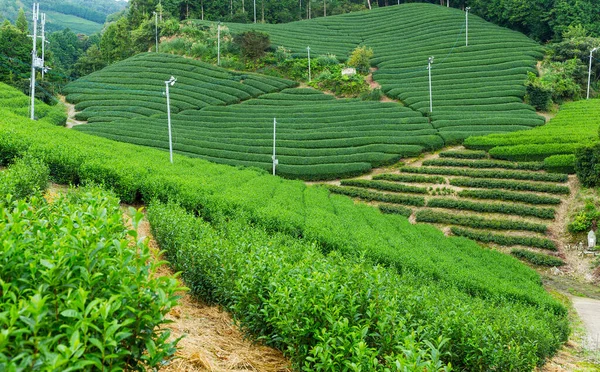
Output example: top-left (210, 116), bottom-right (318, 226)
top-left (572, 296), bottom-right (600, 350)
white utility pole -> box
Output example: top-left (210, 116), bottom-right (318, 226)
top-left (154, 12), bottom-right (158, 52)
top-left (307, 46), bottom-right (311, 82)
top-left (428, 56), bottom-right (434, 113)
top-left (272, 118), bottom-right (278, 175)
top-left (165, 76), bottom-right (177, 163)
top-left (466, 7), bottom-right (471, 47)
top-left (217, 22), bottom-right (221, 66)
top-left (30, 2), bottom-right (39, 120)
top-left (588, 48), bottom-right (598, 99)
top-left (41, 13), bottom-right (46, 80)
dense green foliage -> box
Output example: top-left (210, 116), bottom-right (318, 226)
top-left (416, 210), bottom-right (548, 233)
top-left (449, 178), bottom-right (571, 195)
top-left (70, 55), bottom-right (439, 179)
top-left (424, 158), bottom-right (544, 171)
top-left (438, 150), bottom-right (487, 159)
top-left (568, 200), bottom-right (600, 233)
top-left (341, 179), bottom-right (428, 194)
top-left (465, 99), bottom-right (600, 163)
top-left (0, 155), bottom-right (49, 198)
top-left (512, 249), bottom-right (565, 267)
top-left (575, 142), bottom-right (600, 187)
top-left (544, 154), bottom-right (576, 174)
top-left (0, 82), bottom-right (66, 125)
top-left (191, 3), bottom-right (544, 142)
top-left (0, 184), bottom-right (181, 370)
top-left (328, 185), bottom-right (426, 206)
top-left (378, 204), bottom-right (412, 217)
top-left (451, 227), bottom-right (557, 250)
top-left (458, 189), bottom-right (562, 205)
top-left (373, 173), bottom-right (446, 184)
top-left (427, 198), bottom-right (556, 219)
top-left (401, 166), bottom-right (568, 182)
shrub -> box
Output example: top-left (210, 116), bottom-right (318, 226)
top-left (511, 249), bottom-right (565, 267)
top-left (423, 158), bottom-right (544, 171)
top-left (340, 179), bottom-right (428, 194)
top-left (400, 166), bottom-right (568, 183)
top-left (328, 185), bottom-right (426, 206)
top-left (544, 154), bottom-right (576, 174)
top-left (451, 227), bottom-right (557, 250)
top-left (347, 45), bottom-right (374, 74)
top-left (427, 198), bottom-right (556, 219)
top-left (450, 178), bottom-right (571, 195)
top-left (0, 154), bottom-right (49, 198)
top-left (575, 141), bottom-right (600, 187)
top-left (525, 72), bottom-right (552, 111)
top-left (373, 173), bottom-right (446, 184)
top-left (0, 187), bottom-right (181, 370)
top-left (234, 30), bottom-right (270, 60)
top-left (378, 204), bottom-right (412, 217)
top-left (458, 189), bottom-right (562, 205)
top-left (360, 88), bottom-right (383, 101)
top-left (416, 210), bottom-right (547, 233)
top-left (568, 200), bottom-right (600, 233)
top-left (439, 150), bottom-right (487, 159)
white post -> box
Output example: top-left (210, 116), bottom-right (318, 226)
top-left (30, 3), bottom-right (39, 120)
top-left (165, 76), bottom-right (176, 164)
top-left (307, 46), bottom-right (311, 82)
top-left (217, 22), bottom-right (221, 66)
top-left (154, 12), bottom-right (158, 52)
top-left (254, 0), bottom-right (257, 23)
top-left (41, 13), bottom-right (45, 80)
top-left (428, 56), bottom-right (434, 113)
top-left (447, 0), bottom-right (449, 7)
top-left (466, 7), bottom-right (471, 47)
top-left (272, 118), bottom-right (278, 175)
top-left (588, 48), bottom-right (597, 99)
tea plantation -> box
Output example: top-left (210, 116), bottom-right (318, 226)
top-left (465, 98), bottom-right (600, 172)
top-left (195, 3), bottom-right (545, 142)
top-left (0, 81), bottom-right (568, 370)
top-left (76, 88), bottom-right (441, 179)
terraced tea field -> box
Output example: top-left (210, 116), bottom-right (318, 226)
top-left (465, 98), bottom-right (600, 172)
top-left (77, 88), bottom-right (442, 179)
top-left (196, 3), bottom-right (545, 142)
top-left (331, 149), bottom-right (572, 267)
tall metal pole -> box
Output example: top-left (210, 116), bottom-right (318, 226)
top-left (154, 12), bottom-right (158, 52)
top-left (307, 46), bottom-right (311, 82)
top-left (588, 48), bottom-right (597, 99)
top-left (217, 22), bottom-right (221, 66)
top-left (254, 0), bottom-right (257, 23)
top-left (41, 13), bottom-right (45, 80)
top-left (165, 76), bottom-right (176, 164)
top-left (466, 7), bottom-right (471, 47)
top-left (30, 3), bottom-right (39, 120)
top-left (272, 118), bottom-right (278, 175)
top-left (428, 56), bottom-right (434, 113)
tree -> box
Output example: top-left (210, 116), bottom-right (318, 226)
top-left (15, 8), bottom-right (27, 33)
top-left (347, 45), bottom-right (373, 73)
top-left (233, 30), bottom-right (270, 60)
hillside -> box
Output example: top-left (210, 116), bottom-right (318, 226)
top-left (65, 3), bottom-right (547, 179)
top-left (0, 81), bottom-right (569, 370)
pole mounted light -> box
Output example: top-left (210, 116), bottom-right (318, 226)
top-left (587, 47), bottom-right (598, 99)
top-left (307, 46), bottom-right (311, 82)
top-left (272, 118), bottom-right (278, 176)
top-left (164, 76), bottom-right (177, 164)
top-left (153, 11), bottom-right (158, 51)
top-left (428, 56), bottom-right (434, 113)
top-left (466, 7), bottom-right (471, 47)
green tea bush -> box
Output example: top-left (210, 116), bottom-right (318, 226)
top-left (373, 173), bottom-right (446, 184)
top-left (378, 204), bottom-right (413, 217)
top-left (0, 155), bottom-right (49, 198)
top-left (575, 142), bottom-right (600, 187)
top-left (341, 179), bottom-right (428, 194)
top-left (544, 154), bottom-right (576, 174)
top-left (512, 249), bottom-right (565, 267)
top-left (416, 210), bottom-right (548, 233)
top-left (427, 198), bottom-right (556, 219)
top-left (458, 189), bottom-right (562, 205)
top-left (450, 178), bottom-right (571, 195)
top-left (439, 150), bottom-right (487, 159)
top-left (451, 227), bottom-right (557, 250)
top-left (423, 158), bottom-right (544, 170)
top-left (328, 185), bottom-right (426, 206)
top-left (568, 200), bottom-right (599, 233)
top-left (400, 166), bottom-right (568, 183)
top-left (0, 187), bottom-right (181, 370)
top-left (148, 201), bottom-right (567, 371)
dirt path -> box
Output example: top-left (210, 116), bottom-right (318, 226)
top-left (131, 213), bottom-right (291, 372)
top-left (59, 95), bottom-right (86, 128)
top-left (572, 296), bottom-right (600, 351)
top-left (366, 67), bottom-right (397, 103)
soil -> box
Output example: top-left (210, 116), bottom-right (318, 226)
top-left (366, 67), bottom-right (397, 103)
top-left (125, 211), bottom-right (291, 372)
top-left (59, 95), bottom-right (86, 128)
